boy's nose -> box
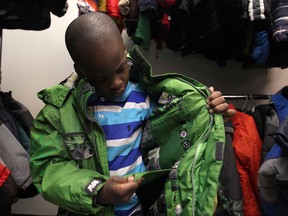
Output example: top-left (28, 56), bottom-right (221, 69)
top-left (110, 77), bottom-right (123, 90)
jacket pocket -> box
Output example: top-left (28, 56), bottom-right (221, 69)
top-left (63, 132), bottom-right (94, 160)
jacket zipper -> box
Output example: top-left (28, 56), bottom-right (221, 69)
top-left (82, 87), bottom-right (108, 175)
top-left (191, 115), bottom-right (213, 216)
top-left (174, 76), bottom-right (213, 216)
top-left (85, 88), bottom-right (110, 176)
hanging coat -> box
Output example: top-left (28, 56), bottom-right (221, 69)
top-left (0, 162), bottom-right (18, 215)
top-left (248, 103), bottom-right (280, 163)
top-left (216, 122), bottom-right (244, 216)
top-left (229, 104), bottom-right (262, 216)
top-left (258, 117), bottom-right (288, 216)
top-left (258, 90), bottom-right (288, 216)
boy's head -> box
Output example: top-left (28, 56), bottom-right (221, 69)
top-left (65, 12), bottom-right (129, 99)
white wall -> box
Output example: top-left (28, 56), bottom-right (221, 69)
top-left (2, 1), bottom-right (288, 118)
top-left (1, 0), bottom-right (287, 215)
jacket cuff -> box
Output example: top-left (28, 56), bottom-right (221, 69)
top-left (84, 179), bottom-right (105, 207)
top-left (92, 194), bottom-right (99, 207)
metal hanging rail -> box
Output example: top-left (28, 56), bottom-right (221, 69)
top-left (223, 94), bottom-right (271, 100)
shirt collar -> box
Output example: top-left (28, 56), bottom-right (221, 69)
top-left (88, 81), bottom-right (133, 104)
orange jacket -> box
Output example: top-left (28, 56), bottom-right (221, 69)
top-left (230, 104), bottom-right (262, 216)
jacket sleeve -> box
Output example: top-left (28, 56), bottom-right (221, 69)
top-left (0, 123), bottom-right (32, 189)
top-left (30, 105), bottom-right (110, 215)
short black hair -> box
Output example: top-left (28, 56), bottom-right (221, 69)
top-left (65, 12), bottom-right (123, 64)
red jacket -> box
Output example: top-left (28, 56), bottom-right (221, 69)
top-left (0, 163), bottom-right (10, 187)
top-left (230, 104), bottom-right (262, 216)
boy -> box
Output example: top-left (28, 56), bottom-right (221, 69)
top-left (30, 12), bottom-right (234, 216)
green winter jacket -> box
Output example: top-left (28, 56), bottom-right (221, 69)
top-left (30, 45), bottom-right (225, 216)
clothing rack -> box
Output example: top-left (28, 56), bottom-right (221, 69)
top-left (223, 94), bottom-right (271, 100)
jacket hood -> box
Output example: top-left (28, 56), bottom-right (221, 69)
top-left (37, 75), bottom-right (93, 110)
top-left (37, 85), bottom-right (71, 108)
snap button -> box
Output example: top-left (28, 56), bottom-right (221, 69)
top-left (182, 141), bottom-right (191, 149)
top-left (100, 97), bottom-right (105, 102)
top-left (180, 130), bottom-right (187, 138)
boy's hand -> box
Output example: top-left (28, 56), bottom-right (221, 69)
top-left (207, 87), bottom-right (236, 121)
top-left (97, 175), bottom-right (142, 204)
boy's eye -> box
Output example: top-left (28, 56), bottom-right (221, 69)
top-left (116, 63), bottom-right (128, 74)
top-left (117, 67), bottom-right (125, 74)
top-left (98, 78), bottom-right (109, 83)
top-left (87, 77), bottom-right (107, 86)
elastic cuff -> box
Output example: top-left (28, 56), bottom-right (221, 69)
top-left (92, 195), bottom-right (98, 207)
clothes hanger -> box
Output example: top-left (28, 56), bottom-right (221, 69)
top-left (247, 94), bottom-right (256, 112)
top-left (241, 94), bottom-right (248, 112)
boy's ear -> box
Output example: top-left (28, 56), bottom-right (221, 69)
top-left (74, 64), bottom-right (85, 78)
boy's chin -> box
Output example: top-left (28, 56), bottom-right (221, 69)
top-left (106, 91), bottom-right (124, 100)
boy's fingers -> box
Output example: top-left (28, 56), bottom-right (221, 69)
top-left (111, 176), bottom-right (132, 184)
top-left (208, 103), bottom-right (229, 114)
top-left (209, 86), bottom-right (214, 93)
top-left (223, 109), bottom-right (237, 117)
top-left (208, 91), bottom-right (223, 102)
top-left (207, 97), bottom-right (226, 110)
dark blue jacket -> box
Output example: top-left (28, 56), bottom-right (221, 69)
top-left (258, 91), bottom-right (288, 216)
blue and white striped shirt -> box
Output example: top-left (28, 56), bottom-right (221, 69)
top-left (88, 81), bottom-right (155, 215)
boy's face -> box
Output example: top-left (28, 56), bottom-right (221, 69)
top-left (75, 45), bottom-right (129, 100)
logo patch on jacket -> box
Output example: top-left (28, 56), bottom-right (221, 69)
top-left (63, 132), bottom-right (94, 160)
top-left (84, 179), bottom-right (102, 196)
